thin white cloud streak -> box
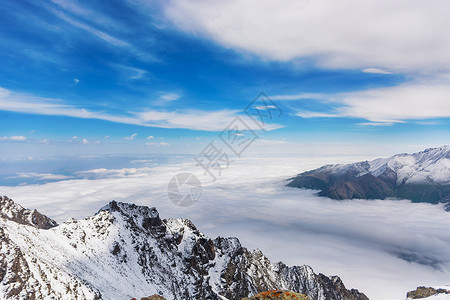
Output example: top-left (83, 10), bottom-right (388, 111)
top-left (12, 172), bottom-right (72, 180)
top-left (110, 64), bottom-right (150, 80)
top-left (145, 141), bottom-right (170, 147)
top-left (0, 136), bottom-right (27, 141)
top-left (160, 93), bottom-right (180, 102)
top-left (0, 87), bottom-right (282, 131)
top-left (2, 156), bottom-right (450, 300)
top-left (50, 9), bottom-right (130, 48)
top-left (163, 0), bottom-right (450, 71)
top-left (125, 133), bottom-right (138, 140)
top-left (362, 68), bottom-right (393, 75)
top-left (153, 92), bottom-right (181, 106)
top-left (276, 80), bottom-right (450, 124)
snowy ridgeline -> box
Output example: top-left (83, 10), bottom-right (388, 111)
top-left (0, 196), bottom-right (368, 300)
top-left (287, 146), bottom-right (450, 205)
top-left (313, 146), bottom-right (450, 185)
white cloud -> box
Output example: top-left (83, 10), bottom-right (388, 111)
top-left (125, 133), bottom-right (138, 140)
top-left (145, 141), bottom-right (170, 147)
top-left (160, 93), bottom-right (180, 102)
top-left (163, 0), bottom-right (450, 71)
top-left (362, 68), bottom-right (393, 75)
top-left (296, 111), bottom-right (340, 118)
top-left (358, 122), bottom-right (395, 126)
top-left (147, 135), bottom-right (154, 139)
top-left (50, 9), bottom-right (130, 48)
top-left (110, 64), bottom-right (150, 80)
top-left (0, 136), bottom-right (27, 141)
top-left (13, 172), bottom-right (72, 180)
top-left (73, 78), bottom-right (80, 85)
top-left (134, 109), bottom-right (282, 131)
top-left (82, 138), bottom-right (89, 144)
top-left (0, 87), bottom-right (283, 131)
top-left (153, 92), bottom-right (181, 106)
top-left (277, 79), bottom-right (450, 123)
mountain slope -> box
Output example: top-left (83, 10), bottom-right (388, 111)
top-left (287, 146), bottom-right (450, 208)
top-left (0, 196), bottom-right (368, 300)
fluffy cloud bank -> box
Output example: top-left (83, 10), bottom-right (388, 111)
top-left (1, 155), bottom-right (450, 300)
top-left (163, 0), bottom-right (450, 71)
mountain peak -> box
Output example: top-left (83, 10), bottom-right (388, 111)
top-left (0, 197), bottom-right (368, 300)
top-left (0, 195), bottom-right (57, 229)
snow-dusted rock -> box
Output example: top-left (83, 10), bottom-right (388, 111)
top-left (0, 196), bottom-right (367, 300)
top-left (287, 146), bottom-right (450, 206)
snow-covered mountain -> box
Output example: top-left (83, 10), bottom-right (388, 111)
top-left (0, 196), bottom-right (368, 300)
top-left (287, 146), bottom-right (450, 207)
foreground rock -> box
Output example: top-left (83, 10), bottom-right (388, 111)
top-left (0, 195), bottom-right (368, 300)
top-left (407, 286), bottom-right (450, 299)
top-left (242, 290), bottom-right (310, 299)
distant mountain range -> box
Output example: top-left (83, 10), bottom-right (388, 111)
top-left (0, 196), bottom-right (368, 300)
top-left (287, 146), bottom-right (450, 209)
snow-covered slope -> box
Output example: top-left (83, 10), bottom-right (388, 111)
top-left (287, 146), bottom-right (450, 205)
top-left (0, 196), bottom-right (368, 300)
top-left (327, 145), bottom-right (450, 185)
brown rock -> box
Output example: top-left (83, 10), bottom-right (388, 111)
top-left (242, 290), bottom-right (310, 300)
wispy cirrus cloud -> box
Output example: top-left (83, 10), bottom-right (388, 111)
top-left (362, 68), bottom-right (393, 75)
top-left (153, 92), bottom-right (181, 106)
top-left (0, 87), bottom-right (282, 131)
top-left (125, 133), bottom-right (138, 140)
top-left (275, 79), bottom-right (450, 125)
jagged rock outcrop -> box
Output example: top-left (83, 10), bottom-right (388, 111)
top-left (242, 290), bottom-right (310, 299)
top-left (287, 146), bottom-right (450, 208)
top-left (407, 286), bottom-right (450, 299)
top-left (0, 196), bottom-right (57, 229)
top-left (0, 196), bottom-right (368, 300)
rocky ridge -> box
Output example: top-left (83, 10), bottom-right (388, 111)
top-left (0, 195), bottom-right (368, 300)
top-left (287, 146), bottom-right (450, 208)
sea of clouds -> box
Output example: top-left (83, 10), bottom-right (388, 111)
top-left (1, 154), bottom-right (449, 300)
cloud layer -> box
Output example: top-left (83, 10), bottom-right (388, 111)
top-left (2, 155), bottom-right (450, 300)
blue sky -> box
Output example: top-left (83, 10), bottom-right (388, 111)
top-left (1, 0), bottom-right (450, 159)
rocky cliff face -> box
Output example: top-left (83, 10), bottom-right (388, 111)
top-left (0, 196), bottom-right (368, 300)
top-left (287, 146), bottom-right (450, 208)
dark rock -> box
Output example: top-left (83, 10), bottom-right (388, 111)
top-left (0, 196), bottom-right (57, 229)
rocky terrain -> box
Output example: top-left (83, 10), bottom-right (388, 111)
top-left (0, 195), bottom-right (368, 300)
top-left (407, 286), bottom-right (450, 299)
top-left (242, 290), bottom-right (310, 299)
top-left (287, 146), bottom-right (450, 209)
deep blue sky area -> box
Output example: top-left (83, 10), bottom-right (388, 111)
top-left (1, 0), bottom-right (449, 160)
